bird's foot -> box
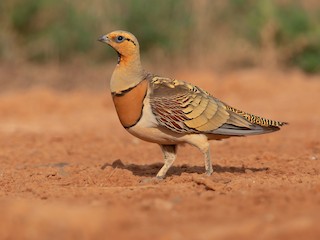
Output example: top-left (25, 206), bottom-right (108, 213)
top-left (139, 176), bottom-right (164, 185)
top-left (205, 168), bottom-right (213, 176)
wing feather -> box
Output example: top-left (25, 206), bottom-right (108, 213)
top-left (149, 77), bottom-right (286, 135)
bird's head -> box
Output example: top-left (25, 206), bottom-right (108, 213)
top-left (98, 30), bottom-right (139, 62)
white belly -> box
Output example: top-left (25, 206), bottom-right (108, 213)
top-left (127, 124), bottom-right (185, 144)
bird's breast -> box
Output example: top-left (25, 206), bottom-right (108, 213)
top-left (112, 79), bottom-right (148, 128)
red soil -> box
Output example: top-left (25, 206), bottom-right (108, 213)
top-left (0, 67), bottom-right (319, 240)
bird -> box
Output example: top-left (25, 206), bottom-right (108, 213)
top-left (98, 30), bottom-right (287, 179)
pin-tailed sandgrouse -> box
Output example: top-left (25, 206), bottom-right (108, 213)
top-left (98, 30), bottom-right (287, 179)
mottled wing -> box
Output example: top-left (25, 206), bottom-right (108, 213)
top-left (149, 77), bottom-right (229, 133)
top-left (149, 77), bottom-right (286, 135)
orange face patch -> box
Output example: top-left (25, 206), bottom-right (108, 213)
top-left (112, 80), bottom-right (148, 128)
top-left (106, 31), bottom-right (139, 61)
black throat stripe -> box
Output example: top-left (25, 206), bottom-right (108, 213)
top-left (111, 85), bottom-right (136, 97)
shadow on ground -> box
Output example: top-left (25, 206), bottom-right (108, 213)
top-left (101, 159), bottom-right (269, 177)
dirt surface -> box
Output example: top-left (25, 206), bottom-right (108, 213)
top-left (0, 67), bottom-right (319, 240)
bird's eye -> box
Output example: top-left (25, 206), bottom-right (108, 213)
top-left (115, 36), bottom-right (125, 43)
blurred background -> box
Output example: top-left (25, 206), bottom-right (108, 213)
top-left (1, 2), bottom-right (320, 239)
top-left (0, 0), bottom-right (319, 91)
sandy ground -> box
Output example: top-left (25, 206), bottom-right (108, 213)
top-left (0, 66), bottom-right (319, 240)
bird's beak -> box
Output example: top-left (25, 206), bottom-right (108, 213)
top-left (98, 35), bottom-right (109, 44)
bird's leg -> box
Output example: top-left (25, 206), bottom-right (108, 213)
top-left (203, 146), bottom-right (213, 176)
top-left (194, 140), bottom-right (213, 175)
top-left (156, 144), bottom-right (177, 179)
top-left (186, 135), bottom-right (213, 176)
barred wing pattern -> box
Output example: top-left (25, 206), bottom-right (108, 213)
top-left (149, 77), bottom-right (285, 136)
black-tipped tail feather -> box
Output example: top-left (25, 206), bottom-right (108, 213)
top-left (212, 123), bottom-right (281, 136)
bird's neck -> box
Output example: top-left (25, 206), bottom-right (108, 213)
top-left (110, 53), bottom-right (144, 94)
